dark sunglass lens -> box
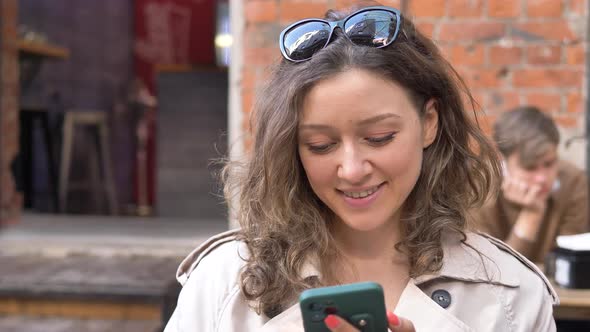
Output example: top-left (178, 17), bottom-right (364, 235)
top-left (344, 10), bottom-right (397, 47)
top-left (283, 21), bottom-right (331, 61)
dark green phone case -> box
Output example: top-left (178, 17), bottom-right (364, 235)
top-left (299, 281), bottom-right (388, 332)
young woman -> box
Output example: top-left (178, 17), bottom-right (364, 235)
top-left (165, 5), bottom-right (557, 332)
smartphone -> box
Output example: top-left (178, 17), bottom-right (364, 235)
top-left (299, 281), bottom-right (388, 332)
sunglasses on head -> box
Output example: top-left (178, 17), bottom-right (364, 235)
top-left (279, 6), bottom-right (402, 63)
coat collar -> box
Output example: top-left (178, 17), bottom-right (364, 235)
top-left (413, 231), bottom-right (519, 287)
top-left (179, 229), bottom-right (520, 288)
top-left (299, 231), bottom-right (520, 288)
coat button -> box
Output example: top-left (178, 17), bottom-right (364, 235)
top-left (431, 289), bottom-right (451, 309)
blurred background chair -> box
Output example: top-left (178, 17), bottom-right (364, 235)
top-left (59, 110), bottom-right (117, 215)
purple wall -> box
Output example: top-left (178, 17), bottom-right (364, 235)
top-left (19, 0), bottom-right (135, 213)
top-left (19, 0), bottom-right (133, 109)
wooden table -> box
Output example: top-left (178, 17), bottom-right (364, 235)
top-left (18, 39), bottom-right (70, 59)
top-left (552, 283), bottom-right (590, 320)
top-left (537, 264), bottom-right (590, 320)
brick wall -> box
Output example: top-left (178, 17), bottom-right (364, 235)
top-left (0, 0), bottom-right (21, 224)
top-left (239, 0), bottom-right (588, 166)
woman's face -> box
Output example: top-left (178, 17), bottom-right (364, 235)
top-left (298, 69), bottom-right (438, 232)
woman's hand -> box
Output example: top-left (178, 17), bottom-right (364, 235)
top-left (324, 311), bottom-right (415, 332)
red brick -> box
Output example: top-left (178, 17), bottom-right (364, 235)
top-left (377, 0), bottom-right (402, 8)
top-left (244, 23), bottom-right (280, 48)
top-left (438, 45), bottom-right (452, 60)
top-left (488, 91), bottom-right (520, 111)
top-left (335, 0), bottom-right (402, 10)
top-left (1, 20), bottom-right (17, 39)
top-left (567, 92), bottom-right (583, 113)
top-left (438, 22), bottom-right (505, 43)
top-left (415, 22), bottom-right (435, 39)
top-left (526, 45), bottom-right (561, 65)
top-left (469, 91), bottom-right (486, 110)
top-left (242, 89), bottom-right (255, 115)
top-left (477, 114), bottom-right (497, 136)
top-left (0, 57), bottom-right (18, 82)
top-left (512, 69), bottom-right (582, 88)
top-left (330, 0), bottom-right (401, 10)
top-left (334, 0), bottom-right (355, 10)
top-left (512, 21), bottom-right (577, 42)
top-left (244, 47), bottom-right (280, 66)
top-left (1, 97), bottom-right (18, 118)
top-left (488, 0), bottom-right (520, 17)
top-left (489, 46), bottom-right (522, 65)
top-left (0, 0), bottom-right (17, 26)
top-left (447, 0), bottom-right (484, 17)
top-left (242, 69), bottom-right (258, 91)
top-left (554, 116), bottom-right (578, 128)
top-left (524, 92), bottom-right (562, 113)
top-left (525, 0), bottom-right (563, 17)
top-left (408, 0), bottom-right (446, 17)
top-left (449, 45), bottom-right (485, 66)
top-left (457, 67), bottom-right (507, 89)
top-left (279, 1), bottom-right (330, 23)
top-left (565, 44), bottom-right (584, 65)
top-left (246, 1), bottom-right (279, 23)
top-left (569, 0), bottom-right (587, 16)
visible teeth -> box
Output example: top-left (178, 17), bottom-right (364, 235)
top-left (343, 186), bottom-right (379, 199)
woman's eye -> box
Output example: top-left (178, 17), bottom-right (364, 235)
top-left (307, 143), bottom-right (335, 153)
top-left (366, 133), bottom-right (396, 145)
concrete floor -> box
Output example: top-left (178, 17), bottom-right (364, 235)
top-left (0, 213), bottom-right (231, 332)
top-left (0, 213), bottom-right (230, 257)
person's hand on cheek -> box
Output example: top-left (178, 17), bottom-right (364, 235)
top-left (324, 311), bottom-right (415, 332)
top-left (502, 176), bottom-right (546, 213)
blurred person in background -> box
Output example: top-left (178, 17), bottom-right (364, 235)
top-left (471, 105), bottom-right (589, 263)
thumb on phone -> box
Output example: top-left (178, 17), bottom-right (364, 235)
top-left (387, 311), bottom-right (415, 332)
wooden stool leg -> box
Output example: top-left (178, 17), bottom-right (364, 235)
top-left (59, 115), bottom-right (74, 213)
top-left (99, 122), bottom-right (118, 215)
top-left (88, 136), bottom-right (102, 212)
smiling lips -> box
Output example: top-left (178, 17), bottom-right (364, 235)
top-left (341, 183), bottom-right (383, 199)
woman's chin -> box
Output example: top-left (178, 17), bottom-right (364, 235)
top-left (338, 218), bottom-right (392, 233)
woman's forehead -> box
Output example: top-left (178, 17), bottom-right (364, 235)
top-left (298, 69), bottom-right (418, 125)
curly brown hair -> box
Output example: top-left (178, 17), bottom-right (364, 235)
top-left (222, 5), bottom-right (501, 317)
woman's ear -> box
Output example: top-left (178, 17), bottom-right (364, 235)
top-left (422, 99), bottom-right (439, 148)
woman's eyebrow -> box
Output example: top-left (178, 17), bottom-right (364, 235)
top-left (298, 113), bottom-right (401, 132)
top-left (298, 123), bottom-right (333, 131)
top-left (358, 113), bottom-right (401, 126)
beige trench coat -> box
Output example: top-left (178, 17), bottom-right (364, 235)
top-left (164, 230), bottom-right (558, 332)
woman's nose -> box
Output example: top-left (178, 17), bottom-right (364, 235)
top-left (337, 146), bottom-right (371, 184)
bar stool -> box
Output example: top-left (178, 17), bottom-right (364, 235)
top-left (59, 110), bottom-right (117, 214)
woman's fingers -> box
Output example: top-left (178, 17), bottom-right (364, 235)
top-left (322, 312), bottom-right (415, 332)
top-left (387, 311), bottom-right (416, 332)
top-left (324, 315), bottom-right (359, 332)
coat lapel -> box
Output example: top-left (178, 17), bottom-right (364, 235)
top-left (260, 281), bottom-right (473, 332)
top-left (259, 303), bottom-right (303, 332)
top-left (395, 281), bottom-right (473, 331)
